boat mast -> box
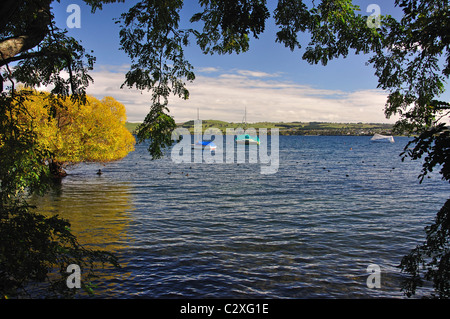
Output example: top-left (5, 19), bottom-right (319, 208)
top-left (245, 106), bottom-right (246, 124)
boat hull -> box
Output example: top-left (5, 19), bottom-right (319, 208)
top-left (192, 142), bottom-right (217, 150)
top-left (235, 140), bottom-right (259, 145)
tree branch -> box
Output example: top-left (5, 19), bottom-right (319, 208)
top-left (0, 50), bottom-right (47, 67)
top-left (0, 0), bottom-right (51, 65)
top-left (0, 33), bottom-right (47, 64)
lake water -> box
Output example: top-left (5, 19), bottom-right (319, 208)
top-left (32, 135), bottom-right (449, 298)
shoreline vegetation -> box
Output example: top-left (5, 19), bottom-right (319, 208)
top-left (125, 120), bottom-right (395, 136)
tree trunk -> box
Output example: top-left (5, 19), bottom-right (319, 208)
top-left (49, 160), bottom-right (67, 178)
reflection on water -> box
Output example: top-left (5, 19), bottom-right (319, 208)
top-left (29, 171), bottom-right (136, 296)
top-left (30, 174), bottom-right (134, 252)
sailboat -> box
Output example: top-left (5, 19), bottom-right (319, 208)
top-left (235, 134), bottom-right (260, 145)
top-left (370, 133), bottom-right (395, 143)
top-left (192, 140), bottom-right (217, 150)
top-left (192, 108), bottom-right (217, 150)
top-left (235, 107), bottom-right (260, 145)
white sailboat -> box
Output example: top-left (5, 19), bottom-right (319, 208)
top-left (192, 108), bottom-right (217, 150)
top-left (370, 133), bottom-right (395, 143)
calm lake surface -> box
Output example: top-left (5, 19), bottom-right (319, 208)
top-left (32, 135), bottom-right (449, 298)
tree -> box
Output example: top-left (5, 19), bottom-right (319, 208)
top-left (11, 90), bottom-right (135, 176)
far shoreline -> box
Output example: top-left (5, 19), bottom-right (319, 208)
top-left (126, 120), bottom-right (398, 136)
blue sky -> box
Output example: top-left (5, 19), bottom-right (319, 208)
top-left (50, 1), bottom-right (407, 123)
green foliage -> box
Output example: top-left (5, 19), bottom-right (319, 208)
top-left (117, 0), bottom-right (194, 158)
top-left (400, 198), bottom-right (450, 298)
top-left (191, 0), bottom-right (270, 55)
top-left (135, 102), bottom-right (177, 159)
top-left (0, 200), bottom-right (118, 298)
top-left (274, 0), bottom-right (382, 64)
top-left (1, 1), bottom-right (96, 98)
top-left (368, 1), bottom-right (449, 134)
top-left (401, 124), bottom-right (450, 183)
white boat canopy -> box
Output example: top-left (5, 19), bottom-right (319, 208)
top-left (370, 133), bottom-right (395, 143)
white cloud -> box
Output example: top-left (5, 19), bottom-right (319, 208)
top-left (235, 69), bottom-right (280, 78)
top-left (84, 65), bottom-right (396, 124)
top-left (197, 67), bottom-right (220, 73)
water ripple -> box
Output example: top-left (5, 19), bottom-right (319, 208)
top-left (33, 136), bottom-right (448, 298)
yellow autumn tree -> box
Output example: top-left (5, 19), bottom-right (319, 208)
top-left (13, 89), bottom-right (135, 176)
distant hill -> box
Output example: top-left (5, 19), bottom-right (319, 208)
top-left (125, 120), bottom-right (395, 136)
top-left (125, 122), bottom-right (140, 133)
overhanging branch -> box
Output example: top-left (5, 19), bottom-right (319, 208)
top-left (0, 34), bottom-right (48, 65)
top-left (0, 50), bottom-right (49, 67)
